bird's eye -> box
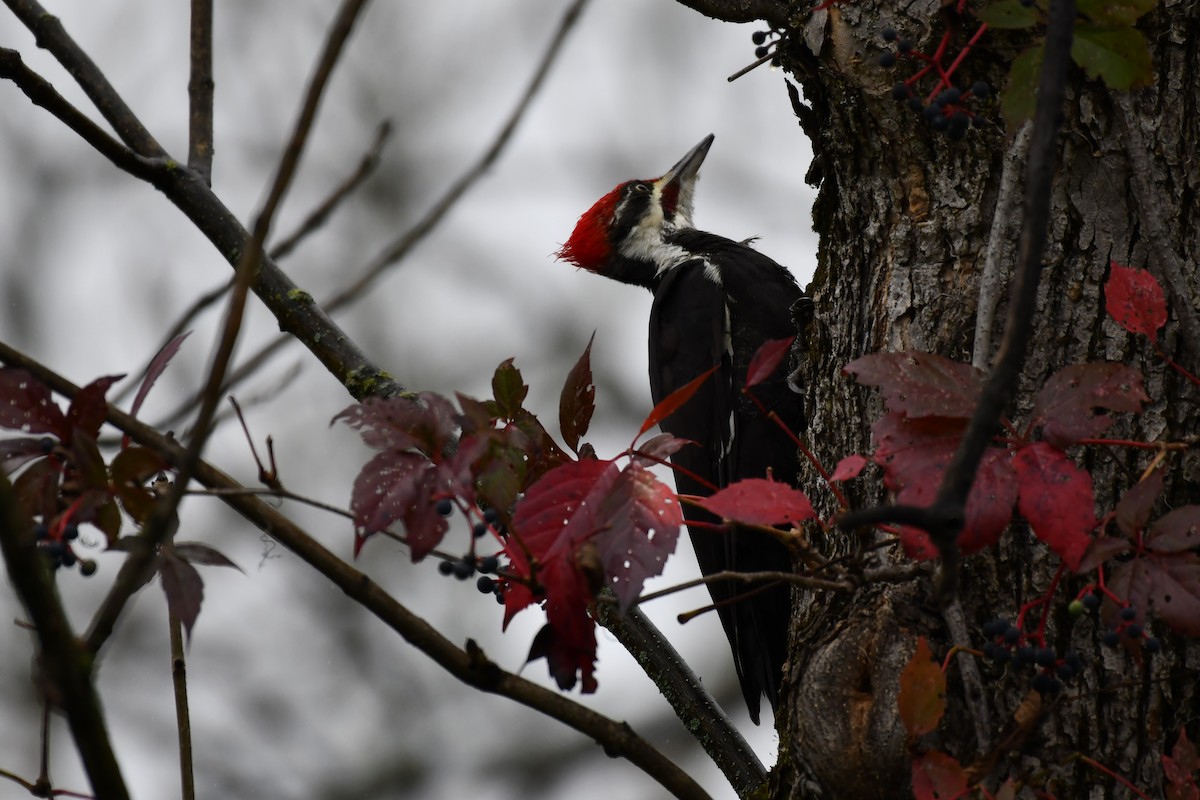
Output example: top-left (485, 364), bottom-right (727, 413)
top-left (630, 183), bottom-right (650, 194)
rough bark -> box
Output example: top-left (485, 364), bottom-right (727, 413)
top-left (684, 0), bottom-right (1200, 797)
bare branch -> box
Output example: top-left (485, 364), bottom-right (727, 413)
top-left (4, 0), bottom-right (166, 156)
top-left (168, 613), bottom-right (196, 800)
top-left (0, 340), bottom-right (710, 800)
top-left (268, 119), bottom-right (393, 261)
top-left (188, 0), bottom-right (215, 184)
top-left (672, 0), bottom-right (784, 26)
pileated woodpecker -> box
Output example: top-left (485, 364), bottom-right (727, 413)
top-left (557, 134), bottom-right (804, 724)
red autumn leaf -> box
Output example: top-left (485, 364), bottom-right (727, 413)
top-left (631, 432), bottom-right (694, 465)
top-left (1115, 467), bottom-right (1165, 537)
top-left (1013, 442), bottom-right (1096, 571)
top-left (746, 336), bottom-right (794, 388)
top-left (1108, 550), bottom-right (1200, 636)
top-left (159, 550), bottom-right (204, 642)
top-left (898, 637), bottom-right (946, 738)
top-left (637, 366), bottom-right (716, 438)
top-left (0, 437), bottom-right (47, 474)
top-left (694, 477), bottom-right (815, 527)
top-left (1106, 261), bottom-right (1167, 338)
top-left (0, 368), bottom-right (67, 438)
top-left (1146, 506), bottom-right (1200, 554)
top-left (830, 454), bottom-right (868, 482)
top-left (174, 542), bottom-right (243, 572)
top-left (911, 751), bottom-right (969, 800)
top-left (559, 334), bottom-right (596, 454)
top-left (334, 392), bottom-right (458, 457)
top-left (1076, 536), bottom-right (1132, 574)
top-left (1031, 362), bottom-right (1149, 447)
top-left (129, 331), bottom-right (191, 422)
top-left (872, 413), bottom-right (1017, 559)
top-left (65, 375), bottom-right (124, 440)
top-left (591, 463), bottom-right (682, 612)
top-left (1163, 728), bottom-right (1200, 800)
top-left (844, 352), bottom-right (983, 419)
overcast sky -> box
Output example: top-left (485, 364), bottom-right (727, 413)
top-left (0, 2), bottom-right (817, 798)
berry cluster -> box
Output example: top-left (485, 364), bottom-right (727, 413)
top-left (1070, 591), bottom-right (1162, 651)
top-left (980, 617), bottom-right (1082, 696)
top-left (876, 25), bottom-right (992, 140)
top-left (434, 500), bottom-right (506, 603)
top-left (35, 520), bottom-right (97, 576)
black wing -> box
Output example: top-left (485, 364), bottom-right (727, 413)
top-left (648, 234), bottom-right (802, 723)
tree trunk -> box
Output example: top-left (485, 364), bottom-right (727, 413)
top-left (682, 0), bottom-right (1200, 797)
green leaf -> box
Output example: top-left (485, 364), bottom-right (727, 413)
top-left (491, 358), bottom-right (528, 419)
top-left (1002, 43), bottom-right (1043, 128)
top-left (1072, 24), bottom-right (1153, 89)
top-left (1076, 0), bottom-right (1156, 26)
top-left (979, 0), bottom-right (1040, 28)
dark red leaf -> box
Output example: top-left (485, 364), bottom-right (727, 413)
top-left (898, 637), bottom-right (945, 737)
top-left (637, 366), bottom-right (716, 438)
top-left (1146, 506), bottom-right (1200, 554)
top-left (110, 446), bottom-right (166, 524)
top-left (129, 331), bottom-right (191, 422)
top-left (632, 432), bottom-right (694, 465)
top-left (0, 437), bottom-right (47, 474)
top-left (174, 542), bottom-right (243, 572)
top-left (492, 358), bottom-right (529, 419)
top-left (560, 334), bottom-right (596, 454)
top-left (1163, 728), bottom-right (1200, 800)
top-left (335, 392), bottom-right (458, 457)
top-left (911, 751), bottom-right (969, 800)
top-left (1115, 467), bottom-right (1165, 537)
top-left (93, 498), bottom-right (122, 544)
top-left (872, 413), bottom-right (1017, 559)
top-left (844, 352), bottom-right (982, 418)
top-left (592, 463), bottom-right (682, 611)
top-left (349, 451), bottom-right (448, 560)
top-left (1108, 551), bottom-right (1200, 636)
top-left (830, 454), bottom-right (868, 482)
top-left (1031, 362), bottom-right (1149, 447)
top-left (13, 457), bottom-right (60, 520)
top-left (1013, 443), bottom-right (1096, 571)
top-left (69, 431), bottom-right (109, 492)
top-left (695, 477), bottom-right (815, 527)
top-left (746, 336), bottom-right (794, 388)
top-left (159, 551), bottom-right (204, 641)
top-left (65, 375), bottom-right (123, 440)
top-left (1076, 536), bottom-right (1132, 574)
top-left (0, 368), bottom-right (67, 437)
top-left (1106, 261), bottom-right (1167, 338)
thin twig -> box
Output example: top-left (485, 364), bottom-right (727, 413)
top-left (187, 0), bottom-right (215, 184)
top-left (154, 0), bottom-right (592, 431)
top-left (89, 0), bottom-right (375, 655)
top-left (839, 0), bottom-right (1077, 602)
top-left (636, 568), bottom-right (851, 607)
top-left (0, 341), bottom-right (710, 800)
top-left (269, 119), bottom-right (393, 261)
top-left (973, 123), bottom-right (1031, 369)
top-left (168, 613), bottom-right (195, 800)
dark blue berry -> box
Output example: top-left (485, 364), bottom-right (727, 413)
top-left (1102, 630), bottom-right (1120, 648)
top-left (38, 436), bottom-right (55, 455)
top-left (435, 498), bottom-right (454, 517)
top-left (479, 555), bottom-right (500, 574)
top-left (971, 80), bottom-right (991, 99)
top-left (1120, 606), bottom-right (1137, 621)
top-left (483, 507), bottom-right (499, 524)
top-left (64, 525), bottom-right (79, 541)
top-left (80, 559), bottom-right (97, 577)
top-left (1144, 637), bottom-right (1162, 653)
top-left (61, 549), bottom-right (77, 568)
top-left (1031, 673), bottom-right (1053, 694)
top-left (931, 114), bottom-right (950, 132)
top-left (1125, 623), bottom-right (1144, 638)
top-left (897, 39), bottom-right (913, 54)
top-left (755, 45), bottom-right (770, 59)
top-left (34, 523), bottom-right (50, 540)
top-left (452, 558), bottom-right (475, 580)
top-left (1082, 593), bottom-right (1101, 609)
top-left (878, 52), bottom-right (897, 68)
top-left (437, 560), bottom-right (455, 576)
top-left (891, 83), bottom-right (910, 101)
top-left (1035, 648), bottom-right (1057, 667)
top-left (476, 575), bottom-right (496, 593)
top-left (1056, 662), bottom-right (1077, 680)
top-left (982, 618), bottom-right (1007, 638)
top-left (881, 27), bottom-right (898, 42)
top-left (472, 522), bottom-right (489, 539)
top-left (1004, 626), bottom-right (1021, 644)
top-left (923, 104), bottom-right (943, 123)
top-left (752, 30), bottom-right (768, 45)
